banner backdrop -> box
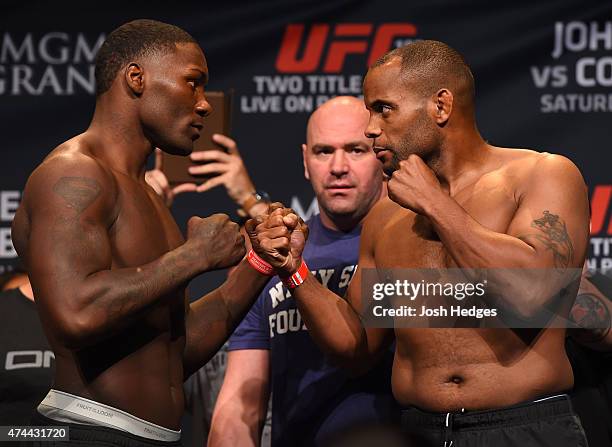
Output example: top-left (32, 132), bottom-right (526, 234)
top-left (1, 0), bottom-right (611, 298)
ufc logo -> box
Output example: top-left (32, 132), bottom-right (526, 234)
top-left (591, 185), bottom-right (612, 235)
top-left (276, 23), bottom-right (417, 73)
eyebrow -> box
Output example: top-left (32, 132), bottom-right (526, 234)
top-left (311, 142), bottom-right (371, 151)
top-left (311, 144), bottom-right (334, 152)
top-left (187, 68), bottom-right (209, 85)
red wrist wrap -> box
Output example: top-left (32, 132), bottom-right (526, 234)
top-left (247, 249), bottom-right (274, 276)
top-left (282, 259), bottom-right (309, 289)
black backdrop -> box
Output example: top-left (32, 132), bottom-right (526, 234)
top-left (1, 0), bottom-right (611, 298)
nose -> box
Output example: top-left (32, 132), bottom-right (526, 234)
top-left (365, 115), bottom-right (381, 139)
top-left (195, 94), bottom-right (212, 118)
top-left (330, 150), bottom-right (349, 177)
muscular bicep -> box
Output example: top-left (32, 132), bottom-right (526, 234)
top-left (506, 155), bottom-right (589, 270)
top-left (23, 159), bottom-right (116, 322)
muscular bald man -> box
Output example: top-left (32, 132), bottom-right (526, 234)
top-left (11, 20), bottom-right (280, 447)
top-left (251, 41), bottom-right (591, 446)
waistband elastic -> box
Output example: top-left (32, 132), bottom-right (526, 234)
top-left (401, 394), bottom-right (574, 431)
top-left (38, 389), bottom-right (181, 442)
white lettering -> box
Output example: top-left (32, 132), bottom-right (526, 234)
top-left (596, 57), bottom-right (612, 87)
top-left (576, 57), bottom-right (596, 87)
top-left (339, 265), bottom-right (356, 289)
top-left (1, 191), bottom-right (20, 221)
top-left (269, 282), bottom-right (287, 309)
top-left (288, 308), bottom-right (301, 331)
top-left (240, 95), bottom-right (282, 113)
top-left (39, 32), bottom-right (69, 64)
top-left (284, 95), bottom-right (313, 113)
top-left (565, 21), bottom-right (588, 53)
top-left (1, 33), bottom-right (35, 63)
top-left (74, 33), bottom-right (105, 63)
top-left (11, 65), bottom-right (36, 95)
top-left (589, 21), bottom-right (612, 51)
top-left (318, 269), bottom-right (334, 287)
top-left (553, 21), bottom-right (612, 59)
top-left (552, 22), bottom-right (564, 59)
top-left (5, 350), bottom-right (54, 370)
top-left (36, 65), bottom-right (63, 95)
top-left (66, 65), bottom-right (95, 94)
top-left (276, 311), bottom-right (288, 334)
top-left (0, 228), bottom-right (16, 258)
top-left (269, 314), bottom-right (276, 338)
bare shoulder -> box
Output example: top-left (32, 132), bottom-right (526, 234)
top-left (492, 146), bottom-right (586, 193)
top-left (363, 196), bottom-right (395, 229)
top-left (22, 136), bottom-right (118, 221)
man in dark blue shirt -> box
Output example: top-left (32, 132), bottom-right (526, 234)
top-left (209, 96), bottom-right (395, 447)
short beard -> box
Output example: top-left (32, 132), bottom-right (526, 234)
top-left (390, 110), bottom-right (441, 173)
top-left (383, 151), bottom-right (402, 177)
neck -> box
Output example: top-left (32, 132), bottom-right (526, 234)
top-left (428, 123), bottom-right (488, 194)
top-left (86, 94), bottom-right (152, 179)
top-left (318, 211), bottom-right (360, 233)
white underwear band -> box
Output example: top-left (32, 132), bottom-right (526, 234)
top-left (37, 389), bottom-right (181, 442)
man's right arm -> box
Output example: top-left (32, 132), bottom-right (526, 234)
top-left (291, 250), bottom-right (393, 370)
top-left (17, 155), bottom-right (244, 350)
top-left (208, 349), bottom-right (270, 447)
top-left (253, 206), bottom-right (393, 369)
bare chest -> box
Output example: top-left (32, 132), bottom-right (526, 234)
top-left (110, 181), bottom-right (184, 269)
top-left (107, 180), bottom-right (187, 332)
top-left (375, 181), bottom-right (518, 268)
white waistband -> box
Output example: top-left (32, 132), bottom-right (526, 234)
top-left (532, 394), bottom-right (567, 403)
top-left (38, 389), bottom-right (181, 442)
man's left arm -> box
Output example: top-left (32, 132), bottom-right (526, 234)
top-left (390, 154), bottom-right (590, 317)
top-left (144, 167), bottom-right (272, 379)
top-left (182, 258), bottom-right (270, 379)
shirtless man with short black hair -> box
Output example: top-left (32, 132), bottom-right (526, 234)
top-left (11, 19), bottom-right (284, 447)
top-left (251, 40), bottom-right (591, 446)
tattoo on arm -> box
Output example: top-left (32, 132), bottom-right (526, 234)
top-left (53, 177), bottom-right (101, 214)
top-left (570, 293), bottom-right (611, 343)
top-left (522, 210), bottom-right (574, 268)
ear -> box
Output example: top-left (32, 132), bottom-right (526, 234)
top-left (125, 63), bottom-right (144, 96)
top-left (302, 144), bottom-right (310, 180)
top-left (433, 88), bottom-right (453, 125)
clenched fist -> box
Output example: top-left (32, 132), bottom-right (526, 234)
top-left (186, 213), bottom-right (246, 271)
top-left (245, 203), bottom-right (309, 276)
top-left (388, 154), bottom-right (446, 215)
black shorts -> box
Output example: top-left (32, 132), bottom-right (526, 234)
top-left (21, 412), bottom-right (183, 447)
top-left (401, 394), bottom-right (589, 447)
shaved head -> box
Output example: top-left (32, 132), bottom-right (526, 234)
top-left (371, 40), bottom-right (475, 113)
top-left (306, 96), bottom-right (369, 146)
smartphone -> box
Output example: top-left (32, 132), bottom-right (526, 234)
top-left (161, 90), bottom-right (233, 185)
